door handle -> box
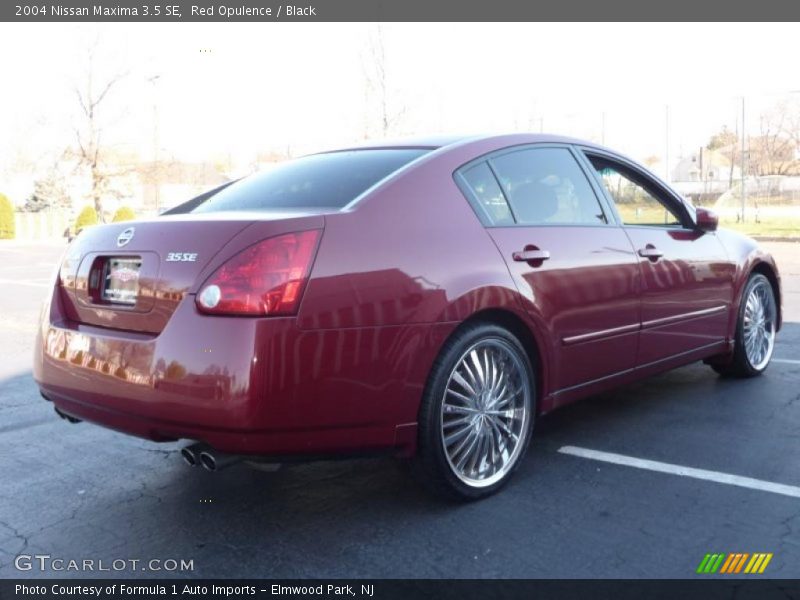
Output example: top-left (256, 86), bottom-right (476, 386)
top-left (512, 249), bottom-right (551, 262)
top-left (637, 245), bottom-right (663, 261)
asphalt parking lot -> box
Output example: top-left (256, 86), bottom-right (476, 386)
top-left (0, 239), bottom-right (798, 579)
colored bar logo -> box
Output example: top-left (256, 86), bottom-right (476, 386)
top-left (696, 552), bottom-right (773, 574)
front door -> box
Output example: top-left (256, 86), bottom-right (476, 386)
top-left (581, 151), bottom-right (735, 366)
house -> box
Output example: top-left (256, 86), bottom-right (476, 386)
top-left (672, 147), bottom-right (741, 185)
top-left (671, 147), bottom-right (741, 201)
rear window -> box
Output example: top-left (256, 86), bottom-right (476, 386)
top-left (192, 149), bottom-right (428, 213)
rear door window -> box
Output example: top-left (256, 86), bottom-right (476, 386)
top-left (459, 162), bottom-right (515, 225)
top-left (191, 149), bottom-right (429, 213)
top-left (489, 147), bottom-right (609, 226)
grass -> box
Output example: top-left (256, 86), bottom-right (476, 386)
top-left (616, 204), bottom-right (800, 238)
top-left (616, 205), bottom-right (680, 227)
top-left (719, 217), bottom-right (800, 239)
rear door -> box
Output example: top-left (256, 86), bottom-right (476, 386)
top-left (456, 145), bottom-right (641, 393)
top-left (579, 150), bottom-right (735, 366)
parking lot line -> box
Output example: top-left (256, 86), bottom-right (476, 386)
top-left (0, 278), bottom-right (49, 288)
top-left (0, 315), bottom-right (37, 332)
top-left (773, 358), bottom-right (800, 365)
top-left (558, 445), bottom-right (800, 499)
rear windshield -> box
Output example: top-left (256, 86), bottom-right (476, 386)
top-left (191, 149), bottom-right (428, 213)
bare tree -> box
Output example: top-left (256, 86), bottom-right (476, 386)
top-left (72, 41), bottom-right (129, 220)
top-left (361, 25), bottom-right (405, 138)
top-left (755, 100), bottom-right (800, 176)
top-left (775, 97), bottom-right (800, 151)
top-left (643, 155), bottom-right (660, 169)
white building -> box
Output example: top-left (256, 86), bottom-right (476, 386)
top-left (671, 147), bottom-right (741, 196)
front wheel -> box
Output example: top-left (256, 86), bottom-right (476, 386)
top-left (413, 323), bottom-right (535, 500)
top-left (712, 273), bottom-right (777, 377)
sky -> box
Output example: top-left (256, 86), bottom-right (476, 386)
top-left (2, 22), bottom-right (800, 182)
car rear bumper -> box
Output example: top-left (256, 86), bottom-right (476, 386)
top-left (39, 387), bottom-right (409, 457)
top-left (34, 288), bottom-right (448, 457)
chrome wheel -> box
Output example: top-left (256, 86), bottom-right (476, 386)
top-left (743, 279), bottom-right (776, 371)
top-left (440, 338), bottom-right (531, 488)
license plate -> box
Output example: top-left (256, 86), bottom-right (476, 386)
top-left (103, 258), bottom-right (141, 305)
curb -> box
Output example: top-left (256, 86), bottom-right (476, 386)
top-left (752, 236), bottom-right (800, 243)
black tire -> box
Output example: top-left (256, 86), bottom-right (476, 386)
top-left (711, 273), bottom-right (777, 378)
top-left (412, 322), bottom-right (536, 500)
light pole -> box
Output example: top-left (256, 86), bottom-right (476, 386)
top-left (741, 96), bottom-right (746, 223)
top-left (147, 74), bottom-right (161, 214)
top-left (601, 111), bottom-right (606, 145)
top-left (665, 105), bottom-right (670, 183)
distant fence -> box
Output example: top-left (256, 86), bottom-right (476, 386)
top-left (14, 211), bottom-right (71, 240)
top-left (674, 176), bottom-right (800, 219)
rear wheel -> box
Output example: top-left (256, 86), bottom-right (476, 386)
top-left (413, 322), bottom-right (535, 500)
top-left (712, 273), bottom-right (777, 378)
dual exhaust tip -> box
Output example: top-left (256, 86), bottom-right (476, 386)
top-left (180, 443), bottom-right (240, 472)
top-left (50, 413), bottom-right (243, 472)
top-left (54, 407), bottom-right (82, 424)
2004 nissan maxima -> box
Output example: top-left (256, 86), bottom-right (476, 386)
top-left (34, 134), bottom-right (782, 499)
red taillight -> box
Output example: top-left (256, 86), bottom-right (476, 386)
top-left (196, 230), bottom-right (321, 316)
top-left (58, 246), bottom-right (81, 289)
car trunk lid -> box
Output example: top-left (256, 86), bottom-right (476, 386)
top-left (58, 211), bottom-right (326, 334)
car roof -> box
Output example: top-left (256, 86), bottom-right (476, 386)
top-left (326, 135), bottom-right (474, 151)
top-left (328, 133), bottom-right (608, 152)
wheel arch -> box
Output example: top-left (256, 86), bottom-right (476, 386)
top-left (448, 307), bottom-right (548, 413)
top-left (750, 261), bottom-right (782, 331)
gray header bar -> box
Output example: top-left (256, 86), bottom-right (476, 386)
top-left (4, 0), bottom-right (799, 22)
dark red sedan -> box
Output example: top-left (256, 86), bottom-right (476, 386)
top-left (34, 134), bottom-right (781, 499)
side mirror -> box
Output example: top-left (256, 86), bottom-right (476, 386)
top-left (695, 207), bottom-right (719, 232)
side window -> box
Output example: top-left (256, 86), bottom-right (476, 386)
top-left (459, 162), bottom-right (514, 225)
top-left (588, 156), bottom-right (682, 227)
top-left (489, 147), bottom-right (608, 226)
